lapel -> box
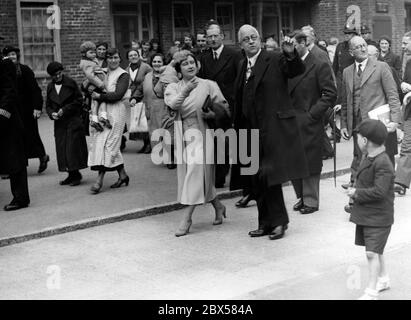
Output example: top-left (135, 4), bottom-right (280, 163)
top-left (346, 63), bottom-right (355, 94)
top-left (209, 46), bottom-right (231, 78)
top-left (48, 76), bottom-right (72, 105)
top-left (236, 58), bottom-right (247, 92)
top-left (361, 58), bottom-right (377, 87)
top-left (253, 50), bottom-right (271, 91)
top-left (289, 52), bottom-right (316, 94)
top-left (356, 156), bottom-right (373, 179)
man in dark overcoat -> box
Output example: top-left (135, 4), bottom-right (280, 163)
top-left (198, 20), bottom-right (242, 190)
top-left (2, 46), bottom-right (50, 173)
top-left (288, 32), bottom-right (337, 214)
top-left (46, 62), bottom-right (88, 186)
top-left (230, 24), bottom-right (309, 240)
top-left (0, 41), bottom-right (30, 211)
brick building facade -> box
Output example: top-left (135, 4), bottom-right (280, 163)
top-left (0, 0), bottom-right (409, 91)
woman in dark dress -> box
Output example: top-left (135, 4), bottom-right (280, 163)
top-left (46, 62), bottom-right (88, 186)
top-left (2, 46), bottom-right (49, 173)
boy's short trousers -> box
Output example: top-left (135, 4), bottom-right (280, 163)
top-left (355, 225), bottom-right (391, 254)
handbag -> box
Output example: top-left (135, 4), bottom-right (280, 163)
top-left (129, 102), bottom-right (148, 133)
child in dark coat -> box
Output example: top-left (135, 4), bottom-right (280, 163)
top-left (347, 119), bottom-right (395, 300)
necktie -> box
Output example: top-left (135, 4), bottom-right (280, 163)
top-left (246, 60), bottom-right (252, 82)
top-left (214, 51), bottom-right (218, 61)
top-left (357, 64), bottom-right (363, 77)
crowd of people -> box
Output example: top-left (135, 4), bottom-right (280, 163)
top-left (2, 19), bottom-right (411, 300)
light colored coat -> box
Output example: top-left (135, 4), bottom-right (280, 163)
top-left (164, 78), bottom-right (227, 205)
top-left (341, 57), bottom-right (401, 136)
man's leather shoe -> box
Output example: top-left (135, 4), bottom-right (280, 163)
top-left (344, 204), bottom-right (353, 213)
top-left (4, 203), bottom-right (29, 211)
top-left (269, 225), bottom-right (288, 240)
top-left (59, 176), bottom-right (73, 185)
top-left (248, 228), bottom-right (271, 237)
top-left (69, 179), bottom-right (81, 186)
top-left (300, 206), bottom-right (318, 215)
top-left (293, 199), bottom-right (304, 211)
top-left (236, 194), bottom-right (254, 208)
top-left (341, 182), bottom-right (354, 190)
top-left (38, 155), bottom-right (50, 174)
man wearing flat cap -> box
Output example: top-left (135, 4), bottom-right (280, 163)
top-left (0, 41), bottom-right (31, 211)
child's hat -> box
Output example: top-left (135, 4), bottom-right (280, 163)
top-left (355, 119), bottom-right (388, 145)
top-left (80, 41), bottom-right (96, 54)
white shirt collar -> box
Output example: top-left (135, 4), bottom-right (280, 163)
top-left (247, 48), bottom-right (262, 67)
top-left (301, 51), bottom-right (310, 61)
top-left (355, 58), bottom-right (368, 71)
top-left (213, 44), bottom-right (224, 59)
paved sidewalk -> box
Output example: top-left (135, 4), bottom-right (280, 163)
top-left (0, 117), bottom-right (353, 244)
top-left (0, 174), bottom-right (410, 300)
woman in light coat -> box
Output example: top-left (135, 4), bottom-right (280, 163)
top-left (164, 51), bottom-right (228, 236)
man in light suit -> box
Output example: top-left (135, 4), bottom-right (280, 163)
top-left (341, 36), bottom-right (401, 212)
top-left (289, 31), bottom-right (337, 215)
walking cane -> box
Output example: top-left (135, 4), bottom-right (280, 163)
top-left (333, 107), bottom-right (337, 187)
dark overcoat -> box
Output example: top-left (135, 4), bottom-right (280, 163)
top-left (230, 50), bottom-right (309, 191)
top-left (46, 75), bottom-right (88, 172)
top-left (350, 152), bottom-right (394, 227)
top-left (198, 46), bottom-right (242, 117)
top-left (288, 52), bottom-right (337, 175)
top-left (16, 63), bottom-right (45, 159)
top-left (0, 58), bottom-right (26, 174)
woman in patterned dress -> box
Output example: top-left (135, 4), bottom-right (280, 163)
top-left (164, 51), bottom-right (228, 237)
top-left (88, 48), bottom-right (131, 194)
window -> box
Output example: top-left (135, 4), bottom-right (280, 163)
top-left (215, 3), bottom-right (235, 43)
top-left (250, 2), bottom-right (293, 42)
top-left (17, 1), bottom-right (60, 76)
top-left (111, 1), bottom-right (152, 66)
top-left (172, 2), bottom-right (193, 41)
top-left (406, 4), bottom-right (411, 33)
top-left (280, 4), bottom-right (293, 36)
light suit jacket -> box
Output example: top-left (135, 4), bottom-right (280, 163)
top-left (341, 57), bottom-right (401, 136)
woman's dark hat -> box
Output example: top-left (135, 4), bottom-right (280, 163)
top-left (46, 61), bottom-right (64, 76)
top-left (2, 46), bottom-right (20, 56)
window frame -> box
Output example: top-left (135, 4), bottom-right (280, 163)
top-left (111, 0), bottom-right (153, 44)
top-left (214, 2), bottom-right (235, 45)
top-left (16, 0), bottom-right (61, 78)
top-left (171, 1), bottom-right (194, 42)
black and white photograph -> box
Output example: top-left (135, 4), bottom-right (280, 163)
top-left (1, 0), bottom-right (411, 305)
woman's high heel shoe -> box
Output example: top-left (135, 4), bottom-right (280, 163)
top-left (175, 220), bottom-right (192, 237)
top-left (213, 206), bottom-right (226, 225)
top-left (90, 182), bottom-right (102, 194)
top-left (110, 176), bottom-right (130, 188)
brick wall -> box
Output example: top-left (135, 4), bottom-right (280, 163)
top-left (311, 0), bottom-right (406, 55)
top-left (0, 0), bottom-right (18, 47)
top-left (59, 0), bottom-right (112, 84)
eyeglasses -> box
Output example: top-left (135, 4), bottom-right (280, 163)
top-left (241, 35), bottom-right (259, 43)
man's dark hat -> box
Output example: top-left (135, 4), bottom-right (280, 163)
top-left (355, 119), bottom-right (388, 145)
top-left (2, 46), bottom-right (20, 56)
top-left (343, 23), bottom-right (358, 35)
top-left (360, 24), bottom-right (371, 34)
top-left (46, 61), bottom-right (64, 76)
